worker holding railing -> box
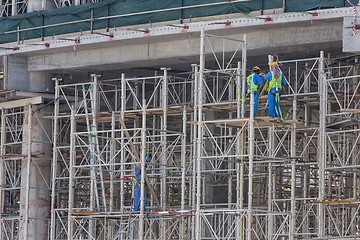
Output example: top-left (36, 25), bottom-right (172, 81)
top-left (247, 66), bottom-right (264, 117)
top-left (264, 62), bottom-right (287, 120)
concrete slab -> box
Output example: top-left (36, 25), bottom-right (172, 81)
top-left (0, 7), bottom-right (355, 74)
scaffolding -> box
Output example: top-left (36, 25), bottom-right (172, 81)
top-left (0, 0), bottom-right (103, 17)
top-left (0, 30), bottom-right (359, 239)
top-left (0, 96), bottom-right (52, 240)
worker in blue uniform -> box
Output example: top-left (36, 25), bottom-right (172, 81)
top-left (264, 62), bottom-right (287, 119)
top-left (133, 156), bottom-right (149, 212)
top-left (247, 66), bottom-right (264, 117)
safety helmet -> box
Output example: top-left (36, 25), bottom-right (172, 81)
top-left (146, 156), bottom-right (150, 162)
top-left (270, 62), bottom-right (279, 67)
top-left (252, 66), bottom-right (261, 72)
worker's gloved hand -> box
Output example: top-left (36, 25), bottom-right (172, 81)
top-left (263, 81), bottom-right (269, 92)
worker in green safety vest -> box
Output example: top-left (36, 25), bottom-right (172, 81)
top-left (247, 66), bottom-right (264, 117)
top-left (264, 62), bottom-right (287, 119)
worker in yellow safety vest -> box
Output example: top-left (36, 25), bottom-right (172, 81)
top-left (264, 62), bottom-right (287, 119)
top-left (247, 66), bottom-right (264, 117)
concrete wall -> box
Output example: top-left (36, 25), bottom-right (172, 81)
top-left (6, 56), bottom-right (54, 93)
top-left (343, 16), bottom-right (360, 52)
top-left (7, 56), bottom-right (30, 91)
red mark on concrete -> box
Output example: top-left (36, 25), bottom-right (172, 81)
top-left (223, 24), bottom-right (233, 28)
top-left (265, 17), bottom-right (273, 23)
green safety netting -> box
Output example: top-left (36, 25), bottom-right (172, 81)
top-left (0, 0), bottom-right (358, 44)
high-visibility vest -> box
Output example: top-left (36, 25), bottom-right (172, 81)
top-left (247, 73), bottom-right (258, 93)
top-left (268, 71), bottom-right (282, 92)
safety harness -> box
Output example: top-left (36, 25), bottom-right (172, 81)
top-left (134, 178), bottom-right (141, 187)
top-left (247, 73), bottom-right (259, 94)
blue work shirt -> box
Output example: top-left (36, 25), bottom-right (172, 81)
top-left (264, 71), bottom-right (287, 94)
top-left (247, 72), bottom-right (264, 94)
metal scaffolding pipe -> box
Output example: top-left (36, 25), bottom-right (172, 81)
top-left (50, 79), bottom-right (60, 240)
top-left (318, 50), bottom-right (326, 238)
top-left (0, 109), bottom-right (6, 240)
top-left (246, 77), bottom-right (255, 240)
top-left (139, 99), bottom-right (146, 239)
top-left (195, 28), bottom-right (205, 240)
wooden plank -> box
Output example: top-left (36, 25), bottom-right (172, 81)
top-left (340, 108), bottom-right (360, 113)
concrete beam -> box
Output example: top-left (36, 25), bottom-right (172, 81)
top-left (0, 7), bottom-right (354, 73)
top-left (0, 96), bottom-right (43, 109)
top-left (27, 21), bottom-right (342, 72)
top-left (2, 7), bottom-right (352, 55)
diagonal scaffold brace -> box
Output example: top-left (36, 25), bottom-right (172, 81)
top-left (118, 117), bottom-right (163, 212)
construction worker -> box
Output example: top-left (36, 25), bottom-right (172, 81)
top-left (133, 156), bottom-right (149, 212)
top-left (264, 62), bottom-right (287, 119)
top-left (247, 66), bottom-right (264, 117)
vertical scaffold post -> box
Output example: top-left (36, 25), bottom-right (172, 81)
top-left (0, 109), bottom-right (6, 240)
top-left (160, 67), bottom-right (169, 239)
top-left (11, 0), bottom-right (17, 16)
top-left (267, 54), bottom-right (275, 240)
top-left (120, 73), bottom-right (125, 212)
top-left (50, 78), bottom-right (60, 240)
top-left (108, 111), bottom-right (116, 239)
top-left (161, 68), bottom-right (168, 209)
top-left (318, 50), bottom-right (326, 238)
top-left (191, 64), bottom-right (198, 240)
top-left (290, 70), bottom-right (297, 240)
top-left (23, 105), bottom-right (32, 239)
top-left (67, 107), bottom-right (75, 240)
top-left (195, 28), bottom-right (205, 240)
top-left (241, 35), bottom-right (247, 118)
top-left (120, 73), bottom-right (126, 240)
top-left (139, 99), bottom-right (147, 240)
top-left (247, 60), bottom-right (255, 240)
top-left (235, 60), bottom-right (242, 239)
top-left (180, 105), bottom-right (187, 240)
top-left (290, 127), bottom-right (296, 240)
top-left (239, 34), bottom-right (247, 240)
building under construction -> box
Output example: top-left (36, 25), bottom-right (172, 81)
top-left (0, 0), bottom-right (360, 239)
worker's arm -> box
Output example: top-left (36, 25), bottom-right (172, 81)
top-left (264, 72), bottom-right (272, 82)
top-left (281, 73), bottom-right (288, 86)
top-left (254, 74), bottom-right (264, 86)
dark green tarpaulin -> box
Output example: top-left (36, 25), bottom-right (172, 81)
top-left (0, 0), bottom-right (358, 44)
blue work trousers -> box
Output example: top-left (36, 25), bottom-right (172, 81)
top-left (133, 184), bottom-right (147, 211)
top-left (248, 91), bottom-right (259, 117)
top-left (268, 89), bottom-right (282, 118)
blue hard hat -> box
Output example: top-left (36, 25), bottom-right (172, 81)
top-left (146, 156), bottom-right (150, 162)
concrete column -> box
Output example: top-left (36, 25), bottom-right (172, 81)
top-left (19, 104), bottom-right (52, 240)
top-left (29, 72), bottom-right (54, 93)
top-left (27, 0), bottom-right (55, 12)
